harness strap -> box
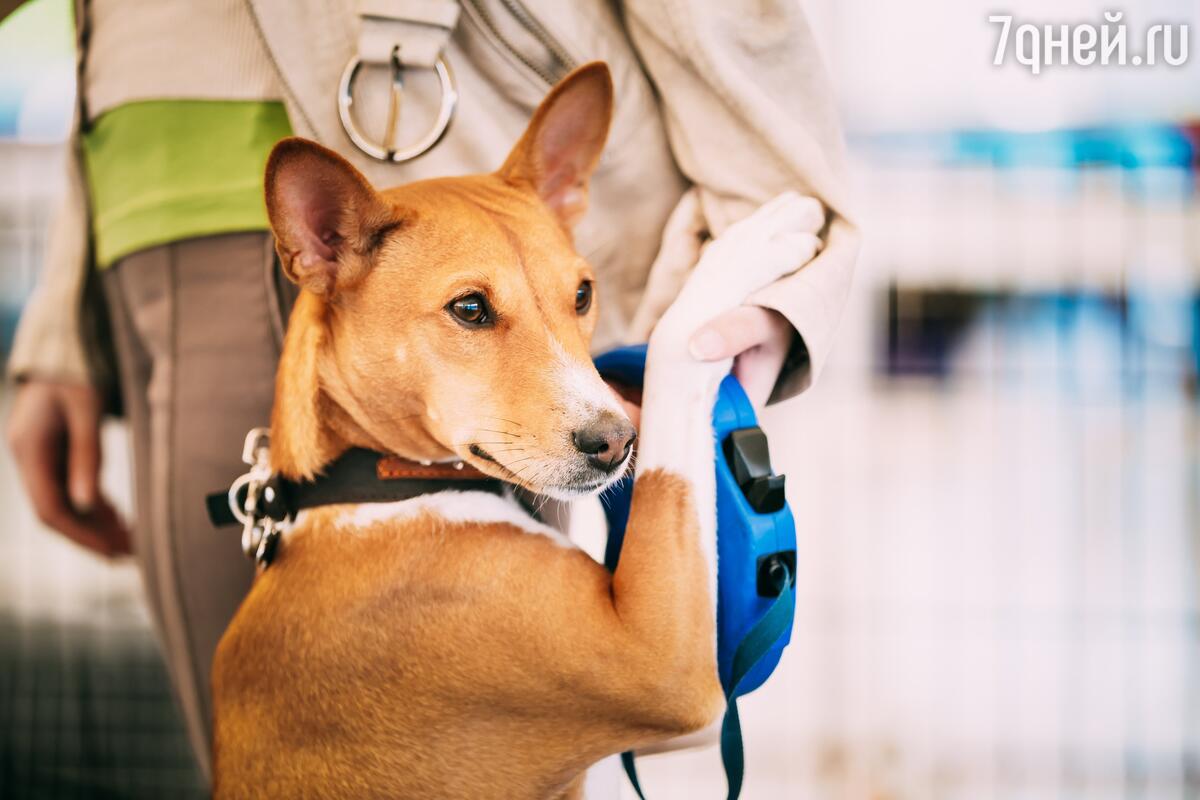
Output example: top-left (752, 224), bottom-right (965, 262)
top-left (620, 563), bottom-right (796, 800)
top-left (340, 0), bottom-right (460, 163)
top-left (358, 0), bottom-right (459, 68)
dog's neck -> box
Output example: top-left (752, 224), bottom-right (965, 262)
top-left (269, 291), bottom-right (450, 480)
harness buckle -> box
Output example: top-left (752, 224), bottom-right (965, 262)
top-left (227, 428), bottom-right (284, 568)
top-left (337, 46), bottom-right (458, 163)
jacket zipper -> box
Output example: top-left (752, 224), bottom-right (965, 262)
top-left (461, 0), bottom-right (577, 86)
top-left (242, 0), bottom-right (319, 138)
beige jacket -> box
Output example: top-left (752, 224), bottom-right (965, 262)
top-left (9, 0), bottom-right (858, 401)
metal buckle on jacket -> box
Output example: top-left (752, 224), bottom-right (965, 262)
top-left (227, 428), bottom-right (285, 568)
top-left (338, 45), bottom-right (458, 163)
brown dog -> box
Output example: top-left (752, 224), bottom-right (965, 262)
top-left (212, 62), bottom-right (809, 799)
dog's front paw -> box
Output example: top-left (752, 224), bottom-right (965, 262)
top-left (646, 192), bottom-right (823, 393)
top-left (693, 191), bottom-right (823, 293)
top-left (654, 192), bottom-right (823, 345)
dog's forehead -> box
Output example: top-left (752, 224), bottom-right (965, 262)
top-left (383, 175), bottom-right (552, 234)
top-left (379, 176), bottom-right (584, 283)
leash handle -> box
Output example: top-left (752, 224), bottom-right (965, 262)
top-left (620, 563), bottom-right (796, 800)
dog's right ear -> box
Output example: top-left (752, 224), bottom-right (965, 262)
top-left (265, 138), bottom-right (397, 295)
top-left (497, 62), bottom-right (614, 230)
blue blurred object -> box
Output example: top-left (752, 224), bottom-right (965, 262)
top-left (594, 344), bottom-right (796, 696)
top-left (854, 125), bottom-right (1196, 173)
top-left (0, 0), bottom-right (76, 142)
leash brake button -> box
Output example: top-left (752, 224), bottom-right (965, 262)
top-left (723, 427), bottom-right (787, 514)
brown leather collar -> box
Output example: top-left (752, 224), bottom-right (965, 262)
top-left (375, 455), bottom-right (493, 481)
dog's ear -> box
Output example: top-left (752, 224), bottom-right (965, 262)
top-left (265, 138), bottom-right (398, 295)
top-left (497, 62), bottom-right (614, 229)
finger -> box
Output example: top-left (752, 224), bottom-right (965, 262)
top-left (62, 388), bottom-right (101, 512)
top-left (52, 514), bottom-right (119, 557)
top-left (43, 489), bottom-right (126, 557)
top-left (733, 345), bottom-right (785, 409)
top-left (12, 422), bottom-right (71, 528)
top-left (688, 306), bottom-right (777, 362)
top-left (16, 439), bottom-right (115, 555)
top-left (85, 496), bottom-right (134, 558)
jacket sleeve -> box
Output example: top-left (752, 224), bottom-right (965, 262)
top-left (620, 0), bottom-right (860, 400)
top-left (7, 123), bottom-right (96, 386)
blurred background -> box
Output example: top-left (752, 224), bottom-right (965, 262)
top-left (1, 0), bottom-right (1198, 798)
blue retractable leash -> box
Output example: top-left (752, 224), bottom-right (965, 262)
top-left (593, 345), bottom-right (798, 800)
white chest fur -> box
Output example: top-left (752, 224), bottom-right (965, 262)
top-left (319, 490), bottom-right (573, 547)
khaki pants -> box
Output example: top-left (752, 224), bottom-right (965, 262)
top-left (101, 232), bottom-right (289, 780)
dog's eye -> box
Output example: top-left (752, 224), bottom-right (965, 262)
top-left (448, 294), bottom-right (492, 326)
top-left (575, 281), bottom-right (593, 315)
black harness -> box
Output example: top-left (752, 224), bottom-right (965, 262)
top-left (206, 430), bottom-right (504, 566)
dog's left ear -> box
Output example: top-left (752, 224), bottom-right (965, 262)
top-left (498, 62), bottom-right (614, 229)
top-left (265, 137), bottom-right (398, 295)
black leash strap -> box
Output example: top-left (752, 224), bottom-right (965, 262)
top-left (621, 563), bottom-right (796, 800)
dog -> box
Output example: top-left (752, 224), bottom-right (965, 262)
top-left (211, 62), bottom-right (812, 799)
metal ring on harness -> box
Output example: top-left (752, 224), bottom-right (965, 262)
top-left (338, 47), bottom-right (458, 163)
top-left (224, 428), bottom-right (285, 567)
top-left (226, 472), bottom-right (256, 527)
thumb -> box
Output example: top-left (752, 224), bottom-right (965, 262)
top-left (687, 306), bottom-right (777, 362)
top-left (61, 388), bottom-right (101, 513)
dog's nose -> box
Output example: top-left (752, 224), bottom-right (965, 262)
top-left (572, 413), bottom-right (636, 473)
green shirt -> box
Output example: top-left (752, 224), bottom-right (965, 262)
top-left (82, 100), bottom-right (293, 268)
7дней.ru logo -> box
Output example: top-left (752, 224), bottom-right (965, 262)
top-left (990, 12), bottom-right (1189, 74)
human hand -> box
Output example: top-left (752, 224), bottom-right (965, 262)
top-left (7, 379), bottom-right (131, 557)
top-left (688, 306), bottom-right (795, 408)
